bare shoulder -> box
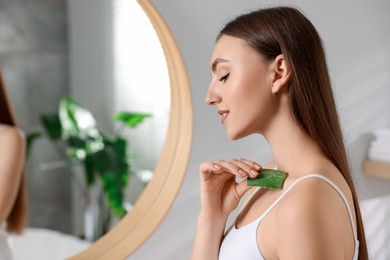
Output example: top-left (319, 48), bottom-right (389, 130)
top-left (0, 125), bottom-right (25, 182)
top-left (0, 125), bottom-right (24, 139)
top-left (280, 176), bottom-right (347, 217)
top-left (0, 126), bottom-right (25, 152)
top-left (275, 175), bottom-right (356, 259)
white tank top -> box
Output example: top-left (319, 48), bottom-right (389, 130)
top-left (218, 174), bottom-right (359, 260)
top-left (0, 223), bottom-right (12, 260)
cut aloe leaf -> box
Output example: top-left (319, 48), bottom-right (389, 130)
top-left (247, 168), bottom-right (286, 189)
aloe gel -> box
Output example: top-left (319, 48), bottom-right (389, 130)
top-left (247, 168), bottom-right (286, 189)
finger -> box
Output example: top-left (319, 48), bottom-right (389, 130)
top-left (230, 159), bottom-right (259, 178)
top-left (239, 158), bottom-right (262, 171)
top-left (236, 178), bottom-right (253, 198)
top-left (199, 161), bottom-right (223, 174)
top-left (216, 160), bottom-right (249, 178)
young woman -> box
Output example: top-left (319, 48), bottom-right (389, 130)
top-left (191, 6), bottom-right (368, 260)
top-left (0, 70), bottom-right (27, 259)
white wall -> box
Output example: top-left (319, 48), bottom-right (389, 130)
top-left (68, 0), bottom-right (114, 134)
top-left (130, 0), bottom-right (390, 259)
top-left (0, 0), bottom-right (71, 233)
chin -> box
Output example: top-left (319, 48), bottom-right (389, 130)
top-left (227, 129), bottom-right (248, 141)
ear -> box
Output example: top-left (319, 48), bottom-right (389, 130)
top-left (271, 54), bottom-right (291, 94)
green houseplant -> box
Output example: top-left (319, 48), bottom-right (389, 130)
top-left (27, 96), bottom-right (151, 223)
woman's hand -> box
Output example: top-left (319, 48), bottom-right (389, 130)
top-left (198, 158), bottom-right (261, 219)
top-left (191, 159), bottom-right (261, 260)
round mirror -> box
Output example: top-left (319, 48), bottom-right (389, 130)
top-left (67, 0), bottom-right (174, 243)
top-left (69, 0), bottom-right (193, 257)
top-left (1, 0), bottom-right (192, 258)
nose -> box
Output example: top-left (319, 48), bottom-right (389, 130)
top-left (205, 83), bottom-right (221, 105)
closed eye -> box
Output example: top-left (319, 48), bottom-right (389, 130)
top-left (219, 73), bottom-right (229, 83)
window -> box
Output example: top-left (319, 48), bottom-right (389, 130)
top-left (112, 0), bottom-right (171, 200)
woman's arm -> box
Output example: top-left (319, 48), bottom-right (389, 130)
top-left (191, 213), bottom-right (227, 260)
top-left (191, 159), bottom-right (260, 260)
top-left (0, 127), bottom-right (26, 223)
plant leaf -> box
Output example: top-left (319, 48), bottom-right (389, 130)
top-left (114, 112), bottom-right (152, 128)
top-left (91, 137), bottom-right (130, 218)
top-left (247, 169), bottom-right (286, 189)
top-left (26, 131), bottom-right (43, 159)
top-left (66, 135), bottom-right (87, 160)
top-left (59, 96), bottom-right (98, 138)
top-left (58, 96), bottom-right (104, 162)
top-left (83, 155), bottom-right (96, 186)
top-left (40, 113), bottom-right (62, 140)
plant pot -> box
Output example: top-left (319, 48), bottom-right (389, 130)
top-left (71, 164), bottom-right (109, 242)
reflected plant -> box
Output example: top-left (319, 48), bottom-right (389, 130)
top-left (27, 96), bottom-right (151, 218)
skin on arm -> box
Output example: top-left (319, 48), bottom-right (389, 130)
top-left (191, 213), bottom-right (227, 260)
top-left (263, 177), bottom-right (356, 260)
top-left (0, 127), bottom-right (26, 223)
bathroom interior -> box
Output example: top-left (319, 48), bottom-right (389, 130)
top-left (0, 0), bottom-right (389, 259)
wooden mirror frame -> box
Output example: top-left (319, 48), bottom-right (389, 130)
top-left (69, 0), bottom-right (193, 258)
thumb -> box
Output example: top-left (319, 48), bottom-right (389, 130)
top-left (236, 178), bottom-right (253, 198)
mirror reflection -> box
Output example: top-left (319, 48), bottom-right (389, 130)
top-left (1, 0), bottom-right (170, 258)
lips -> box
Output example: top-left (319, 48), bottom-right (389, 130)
top-left (218, 110), bottom-right (230, 124)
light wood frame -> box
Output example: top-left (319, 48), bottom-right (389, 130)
top-left (69, 0), bottom-right (193, 258)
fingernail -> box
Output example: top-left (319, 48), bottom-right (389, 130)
top-left (238, 169), bottom-right (247, 177)
top-left (214, 164), bottom-right (221, 169)
top-left (250, 169), bottom-right (258, 176)
top-left (253, 164), bottom-right (261, 170)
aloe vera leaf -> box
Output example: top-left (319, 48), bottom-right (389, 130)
top-left (114, 111), bottom-right (152, 128)
top-left (247, 168), bottom-right (286, 189)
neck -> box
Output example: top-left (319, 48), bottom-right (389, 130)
top-left (262, 108), bottom-right (325, 177)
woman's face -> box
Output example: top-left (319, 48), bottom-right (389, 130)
top-left (206, 35), bottom-right (277, 140)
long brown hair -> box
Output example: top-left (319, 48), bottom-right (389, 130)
top-left (218, 6), bottom-right (368, 259)
top-left (0, 70), bottom-right (27, 234)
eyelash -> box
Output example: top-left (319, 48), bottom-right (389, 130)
top-left (219, 73), bottom-right (229, 83)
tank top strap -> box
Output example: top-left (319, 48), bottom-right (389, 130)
top-left (236, 175), bottom-right (307, 228)
top-left (260, 174), bottom-right (359, 256)
top-left (297, 174), bottom-right (359, 257)
top-left (230, 174), bottom-right (359, 260)
top-left (240, 174), bottom-right (359, 243)
top-left (296, 174), bottom-right (358, 241)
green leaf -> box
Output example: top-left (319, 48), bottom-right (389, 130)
top-left (83, 155), bottom-right (96, 186)
top-left (247, 169), bottom-right (286, 189)
top-left (40, 114), bottom-right (62, 140)
top-left (91, 137), bottom-right (131, 218)
top-left (26, 131), bottom-right (43, 159)
top-left (59, 96), bottom-right (99, 138)
top-left (57, 96), bottom-right (104, 162)
top-left (114, 111), bottom-right (152, 128)
top-left (66, 135), bottom-right (87, 160)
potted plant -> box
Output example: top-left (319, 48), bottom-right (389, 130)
top-left (27, 96), bottom-right (151, 240)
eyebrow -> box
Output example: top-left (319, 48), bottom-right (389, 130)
top-left (211, 58), bottom-right (229, 73)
